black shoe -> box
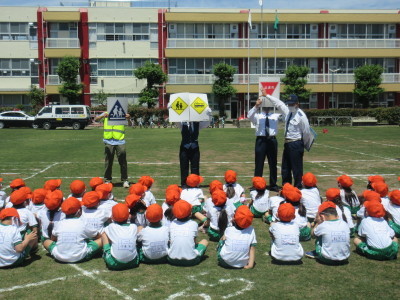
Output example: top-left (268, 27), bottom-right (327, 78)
top-left (268, 185), bottom-right (280, 192)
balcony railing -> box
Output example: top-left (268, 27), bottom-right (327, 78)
top-left (46, 74), bottom-right (81, 85)
top-left (167, 38), bottom-right (400, 49)
top-left (167, 73), bottom-right (400, 85)
top-left (45, 38), bottom-right (80, 48)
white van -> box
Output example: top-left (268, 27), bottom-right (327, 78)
top-left (34, 105), bottom-right (92, 130)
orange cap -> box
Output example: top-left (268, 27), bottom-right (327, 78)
top-left (0, 178), bottom-right (3, 183)
top-left (325, 188), bottom-right (340, 201)
top-left (82, 191), bottom-right (100, 208)
top-left (389, 190), bottom-right (400, 206)
top-left (368, 175), bottom-right (385, 184)
top-left (372, 181), bottom-right (388, 197)
top-left (224, 170), bottom-right (237, 184)
top-left (10, 188), bottom-right (31, 205)
top-left (112, 203), bottom-right (130, 222)
top-left (186, 174), bottom-right (204, 188)
top-left (9, 178), bottom-right (25, 189)
top-left (70, 180), bottom-right (86, 194)
top-left (95, 183), bottom-right (113, 199)
top-left (89, 177), bottom-right (103, 189)
top-left (209, 180), bottom-right (223, 194)
top-left (234, 205), bottom-right (254, 229)
top-left (318, 201), bottom-right (337, 213)
top-left (125, 194), bottom-right (141, 209)
top-left (146, 203), bottom-right (163, 223)
top-left (0, 208), bottom-right (20, 220)
top-left (302, 172), bottom-right (317, 187)
top-left (173, 200), bottom-right (192, 219)
top-left (129, 183), bottom-right (147, 196)
top-left (166, 184), bottom-right (181, 192)
top-left (44, 179), bottom-right (62, 191)
top-left (44, 190), bottom-right (63, 210)
top-left (32, 188), bottom-right (47, 204)
top-left (61, 197), bottom-right (81, 215)
top-left (337, 175), bottom-right (353, 188)
top-left (365, 201), bottom-right (386, 218)
top-left (252, 177), bottom-right (267, 190)
top-left (282, 183), bottom-right (301, 202)
top-left (212, 189), bottom-right (227, 207)
top-left (165, 189), bottom-right (180, 206)
top-left (363, 190), bottom-right (381, 203)
top-left (138, 176), bottom-right (155, 188)
top-left (278, 203), bottom-right (295, 222)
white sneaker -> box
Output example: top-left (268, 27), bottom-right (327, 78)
top-left (123, 181), bottom-right (130, 188)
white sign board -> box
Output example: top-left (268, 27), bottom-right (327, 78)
top-left (168, 93), bottom-right (210, 122)
top-left (259, 77), bottom-right (281, 107)
top-left (107, 97), bottom-right (128, 125)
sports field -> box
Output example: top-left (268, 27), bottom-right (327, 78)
top-left (0, 125), bottom-right (399, 299)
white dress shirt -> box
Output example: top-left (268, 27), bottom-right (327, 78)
top-left (247, 106), bottom-right (280, 137)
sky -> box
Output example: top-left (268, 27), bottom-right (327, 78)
top-left (1, 0), bottom-right (399, 9)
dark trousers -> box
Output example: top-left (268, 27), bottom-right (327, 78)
top-left (179, 145), bottom-right (200, 186)
top-left (254, 136), bottom-right (278, 188)
top-left (104, 144), bottom-right (128, 181)
top-left (282, 140), bottom-right (304, 189)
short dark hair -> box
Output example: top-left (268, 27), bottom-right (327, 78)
top-left (320, 207), bottom-right (338, 216)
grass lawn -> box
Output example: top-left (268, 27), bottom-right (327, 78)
top-left (0, 125), bottom-right (399, 299)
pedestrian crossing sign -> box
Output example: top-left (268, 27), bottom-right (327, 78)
top-left (107, 97), bottom-right (128, 125)
top-left (109, 100), bottom-right (126, 120)
top-left (171, 97), bottom-right (188, 115)
top-left (191, 97), bottom-right (207, 114)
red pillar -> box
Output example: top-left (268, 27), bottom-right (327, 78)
top-left (79, 9), bottom-right (90, 106)
top-left (158, 9), bottom-right (168, 108)
top-left (37, 8), bottom-right (48, 96)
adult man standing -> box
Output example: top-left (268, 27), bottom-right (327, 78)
top-left (247, 98), bottom-right (280, 192)
top-left (95, 112), bottom-right (131, 188)
top-left (265, 92), bottom-right (313, 189)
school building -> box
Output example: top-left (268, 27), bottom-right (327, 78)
top-left (0, 1), bottom-right (399, 119)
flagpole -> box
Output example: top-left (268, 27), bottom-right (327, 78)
top-left (260, 1), bottom-right (263, 76)
top-left (247, 10), bottom-right (250, 117)
top-left (274, 10), bottom-right (277, 74)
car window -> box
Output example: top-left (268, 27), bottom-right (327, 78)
top-left (55, 107), bottom-right (70, 114)
top-left (38, 107), bottom-right (52, 115)
top-left (71, 107), bottom-right (84, 114)
top-left (2, 112), bottom-right (20, 117)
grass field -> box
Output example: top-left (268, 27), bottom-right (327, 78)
top-left (0, 125), bottom-right (399, 299)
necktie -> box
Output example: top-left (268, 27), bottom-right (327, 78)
top-left (264, 114), bottom-right (270, 137)
top-left (285, 112), bottom-right (292, 137)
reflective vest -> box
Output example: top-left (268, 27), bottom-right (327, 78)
top-left (103, 118), bottom-right (125, 141)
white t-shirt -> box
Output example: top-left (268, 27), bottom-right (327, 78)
top-left (67, 194), bottom-right (83, 202)
top-left (219, 226), bottom-right (257, 268)
top-left (314, 219), bottom-right (350, 261)
top-left (161, 202), bottom-right (173, 228)
top-left (335, 206), bottom-right (354, 229)
top-left (81, 207), bottom-right (110, 236)
top-left (387, 202), bottom-right (400, 225)
top-left (143, 190), bottom-right (156, 207)
top-left (51, 218), bottom-right (94, 263)
top-left (223, 183), bottom-right (245, 202)
top-left (37, 209), bottom-right (65, 239)
top-left (27, 202), bottom-right (46, 217)
top-left (0, 191), bottom-right (7, 208)
top-left (168, 219), bottom-right (199, 260)
top-left (269, 222), bottom-right (304, 261)
top-left (357, 205), bottom-right (366, 220)
top-left (105, 223), bottom-right (138, 263)
top-left (358, 217), bottom-right (395, 249)
top-left (0, 224), bottom-right (23, 267)
top-left (250, 190), bottom-right (270, 213)
top-left (180, 188), bottom-right (204, 206)
top-left (98, 199), bottom-right (118, 219)
top-left (204, 198), bottom-right (235, 231)
top-left (381, 197), bottom-right (390, 210)
top-left (134, 212), bottom-right (148, 227)
top-left (137, 225), bottom-right (169, 260)
top-left (300, 187), bottom-right (321, 219)
top-left (269, 196), bottom-right (285, 221)
top-left (293, 207), bottom-right (308, 229)
top-left (15, 207), bottom-right (38, 233)
top-left (339, 189), bottom-right (360, 208)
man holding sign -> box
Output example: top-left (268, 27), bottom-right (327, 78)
top-left (95, 98), bottom-right (132, 188)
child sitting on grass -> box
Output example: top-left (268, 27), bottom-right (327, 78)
top-left (269, 203), bottom-right (304, 263)
top-left (217, 205), bottom-right (256, 269)
top-left (354, 201), bottom-right (398, 260)
top-left (138, 176), bottom-right (156, 207)
top-left (28, 188), bottom-right (47, 217)
top-left (326, 188), bottom-right (354, 235)
top-left (167, 200), bottom-right (208, 266)
top-left (387, 190), bottom-right (400, 237)
top-left (300, 172), bottom-right (322, 224)
top-left (37, 190), bottom-right (64, 243)
top-left (337, 175), bottom-right (360, 215)
top-left (306, 201), bottom-right (350, 265)
top-left (249, 177), bottom-right (270, 219)
top-left (180, 174), bottom-right (207, 225)
top-left (81, 191), bottom-right (110, 237)
top-left (371, 181), bottom-right (390, 209)
top-left (162, 187), bottom-right (180, 228)
top-left (0, 208), bottom-right (37, 268)
top-left (102, 203), bottom-right (139, 270)
top-left (96, 183), bottom-right (117, 218)
top-left (68, 180), bottom-right (86, 201)
top-left (223, 170), bottom-right (245, 207)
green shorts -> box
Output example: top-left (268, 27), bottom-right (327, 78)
top-left (217, 240), bottom-right (235, 268)
top-left (191, 205), bottom-right (203, 214)
top-left (250, 205), bottom-right (266, 218)
top-left (300, 226), bottom-right (311, 241)
top-left (315, 238), bottom-right (348, 265)
top-left (103, 244), bottom-right (139, 270)
top-left (49, 240), bottom-right (101, 263)
top-left (389, 220), bottom-right (400, 237)
top-left (168, 244), bottom-right (207, 266)
top-left (344, 205), bottom-right (360, 215)
top-left (356, 241), bottom-right (398, 261)
top-left (9, 245), bottom-right (31, 268)
top-left (307, 217), bottom-right (315, 224)
top-left (138, 247), bottom-right (167, 264)
top-left (233, 202), bottom-right (244, 209)
top-left (207, 227), bottom-right (221, 242)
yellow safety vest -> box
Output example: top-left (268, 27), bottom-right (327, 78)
top-left (103, 118), bottom-right (125, 141)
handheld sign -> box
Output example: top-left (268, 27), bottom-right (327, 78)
top-left (259, 77), bottom-right (280, 107)
top-left (107, 97), bottom-right (128, 125)
top-left (168, 93), bottom-right (210, 122)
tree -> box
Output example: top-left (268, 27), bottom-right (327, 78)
top-left (134, 61), bottom-right (168, 108)
top-left (281, 65), bottom-right (311, 104)
top-left (353, 64), bottom-right (384, 108)
top-left (28, 85), bottom-right (45, 112)
top-left (57, 56), bottom-right (84, 104)
top-left (93, 89), bottom-right (109, 106)
top-left (212, 62), bottom-right (237, 117)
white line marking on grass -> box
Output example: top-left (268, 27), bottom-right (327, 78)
top-left (132, 282), bottom-right (154, 292)
top-left (69, 264), bottom-right (133, 300)
top-left (23, 163), bottom-right (59, 181)
top-left (0, 173), bottom-right (20, 175)
top-left (343, 137), bottom-right (399, 147)
top-left (166, 288), bottom-right (211, 300)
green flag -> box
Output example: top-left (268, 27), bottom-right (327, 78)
top-left (274, 14), bottom-right (279, 31)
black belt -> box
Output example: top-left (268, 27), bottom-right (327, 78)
top-left (257, 136), bottom-right (276, 140)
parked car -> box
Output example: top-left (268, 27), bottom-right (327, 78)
top-left (0, 111), bottom-right (36, 129)
top-left (34, 105), bottom-right (92, 130)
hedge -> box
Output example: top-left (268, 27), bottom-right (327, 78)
top-left (91, 105), bottom-right (168, 120)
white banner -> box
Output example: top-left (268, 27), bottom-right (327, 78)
top-left (107, 97), bottom-right (128, 125)
top-left (168, 93), bottom-right (210, 122)
top-left (259, 77), bottom-right (281, 107)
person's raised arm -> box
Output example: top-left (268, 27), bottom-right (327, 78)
top-left (94, 112), bottom-right (108, 122)
top-left (260, 87), bottom-right (289, 117)
top-left (247, 98), bottom-right (262, 124)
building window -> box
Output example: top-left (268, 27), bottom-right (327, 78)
top-left (168, 58), bottom-right (238, 74)
top-left (93, 23), bottom-right (156, 41)
top-left (0, 22), bottom-right (36, 40)
top-left (48, 22), bottom-right (78, 38)
top-left (328, 58), bottom-right (395, 73)
top-left (171, 23), bottom-right (234, 39)
top-left (0, 59), bottom-right (32, 76)
top-left (336, 24), bottom-right (394, 39)
top-left (249, 58), bottom-right (309, 74)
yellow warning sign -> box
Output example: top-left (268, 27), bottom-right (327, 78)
top-left (190, 97), bottom-right (208, 114)
top-left (171, 97), bottom-right (188, 115)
